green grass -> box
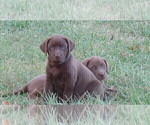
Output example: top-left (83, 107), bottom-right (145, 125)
top-left (0, 21), bottom-right (149, 105)
top-left (0, 0), bottom-right (150, 20)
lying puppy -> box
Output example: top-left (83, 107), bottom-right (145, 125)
top-left (41, 35), bottom-right (104, 101)
top-left (82, 56), bottom-right (108, 81)
top-left (82, 56), bottom-right (117, 98)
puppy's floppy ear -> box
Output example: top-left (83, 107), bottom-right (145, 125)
top-left (104, 59), bottom-right (109, 74)
top-left (82, 58), bottom-right (91, 67)
top-left (64, 37), bottom-right (75, 52)
top-left (40, 37), bottom-right (51, 54)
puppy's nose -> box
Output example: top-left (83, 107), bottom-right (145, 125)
top-left (55, 55), bottom-right (61, 59)
top-left (98, 74), bottom-right (104, 78)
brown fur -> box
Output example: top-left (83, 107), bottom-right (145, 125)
top-left (40, 35), bottom-right (104, 101)
top-left (13, 74), bottom-right (45, 98)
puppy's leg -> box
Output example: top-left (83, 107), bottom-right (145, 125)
top-left (103, 86), bottom-right (118, 100)
top-left (44, 82), bottom-right (53, 94)
top-left (87, 81), bottom-right (104, 100)
top-left (28, 90), bottom-right (38, 99)
top-left (43, 79), bottom-right (54, 102)
top-left (13, 84), bottom-right (28, 95)
top-left (63, 83), bottom-right (74, 102)
top-left (28, 91), bottom-right (44, 104)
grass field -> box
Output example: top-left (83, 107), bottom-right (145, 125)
top-left (0, 21), bottom-right (149, 105)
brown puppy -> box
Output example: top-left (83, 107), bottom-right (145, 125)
top-left (1, 56), bottom-right (110, 100)
top-left (82, 56), bottom-right (108, 81)
top-left (40, 35), bottom-right (104, 101)
top-left (82, 56), bottom-right (117, 98)
top-left (10, 56), bottom-right (116, 99)
top-left (10, 57), bottom-right (107, 99)
top-left (1, 39), bottom-right (105, 100)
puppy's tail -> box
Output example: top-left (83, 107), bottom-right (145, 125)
top-left (1, 84), bottom-right (28, 97)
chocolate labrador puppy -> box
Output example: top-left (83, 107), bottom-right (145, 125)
top-left (2, 51), bottom-right (116, 100)
top-left (40, 35), bottom-right (104, 101)
top-left (82, 56), bottom-right (108, 81)
top-left (4, 57), bottom-right (107, 99)
top-left (82, 56), bottom-right (117, 98)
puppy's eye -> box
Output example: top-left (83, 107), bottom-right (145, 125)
top-left (101, 64), bottom-right (104, 67)
top-left (60, 46), bottom-right (65, 50)
top-left (90, 66), bottom-right (96, 70)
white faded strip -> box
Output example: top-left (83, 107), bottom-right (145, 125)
top-left (0, 0), bottom-right (149, 20)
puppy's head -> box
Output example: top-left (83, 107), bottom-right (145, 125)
top-left (82, 56), bottom-right (108, 80)
top-left (40, 35), bottom-right (75, 65)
